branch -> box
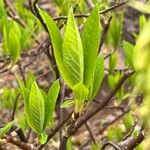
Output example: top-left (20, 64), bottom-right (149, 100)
top-left (85, 121), bottom-right (98, 146)
top-left (79, 107), bottom-right (130, 150)
top-left (74, 71), bottom-right (134, 131)
top-left (102, 141), bottom-right (121, 150)
top-left (4, 135), bottom-right (33, 150)
top-left (98, 16), bottom-right (112, 53)
top-left (37, 110), bottom-right (73, 150)
top-left (52, 0), bottom-right (127, 21)
top-left (118, 131), bottom-right (145, 150)
top-left (11, 94), bottom-right (20, 121)
top-left (3, 0), bottom-right (26, 27)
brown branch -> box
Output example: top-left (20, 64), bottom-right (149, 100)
top-left (74, 71), bottom-right (134, 132)
top-left (52, 0), bottom-right (127, 21)
top-left (85, 121), bottom-right (98, 146)
top-left (4, 135), bottom-right (33, 150)
top-left (11, 94), bottom-right (20, 121)
top-left (23, 38), bottom-right (50, 69)
top-left (37, 110), bottom-right (73, 150)
top-left (3, 0), bottom-right (26, 27)
top-left (58, 82), bottom-right (66, 141)
top-left (98, 16), bottom-right (112, 53)
top-left (79, 107), bottom-right (130, 150)
top-left (118, 131), bottom-right (145, 150)
top-left (102, 141), bottom-right (121, 150)
top-left (29, 0), bottom-right (48, 32)
top-left (15, 128), bottom-right (27, 143)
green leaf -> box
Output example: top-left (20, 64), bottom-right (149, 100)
top-left (82, 5), bottom-right (101, 87)
top-left (2, 25), bottom-right (9, 55)
top-left (8, 28), bottom-right (20, 62)
top-left (66, 138), bottom-right (72, 150)
top-left (18, 113), bottom-right (28, 132)
top-left (0, 121), bottom-right (14, 138)
top-left (54, 0), bottom-right (64, 6)
top-left (39, 132), bottom-right (48, 144)
top-left (130, 1), bottom-right (150, 14)
top-left (139, 15), bottom-right (147, 33)
top-left (73, 82), bottom-right (89, 112)
top-left (89, 55), bottom-right (104, 100)
top-left (28, 82), bottom-right (45, 133)
top-left (133, 21), bottom-right (150, 71)
top-left (38, 7), bottom-right (73, 88)
top-left (123, 41), bottom-right (134, 68)
top-left (108, 13), bottom-right (123, 49)
top-left (16, 74), bottom-right (30, 107)
top-left (73, 82), bottom-right (89, 101)
top-left (123, 113), bottom-right (134, 132)
top-left (108, 73), bottom-right (121, 89)
top-left (44, 80), bottom-right (60, 129)
top-left (109, 52), bottom-right (118, 72)
top-left (25, 72), bottom-right (36, 90)
top-left (60, 99), bottom-right (75, 108)
top-left (63, 9), bottom-right (84, 86)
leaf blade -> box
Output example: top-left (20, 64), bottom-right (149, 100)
top-left (63, 9), bottom-right (84, 86)
top-left (82, 6), bottom-right (100, 87)
top-left (44, 80), bottom-right (60, 128)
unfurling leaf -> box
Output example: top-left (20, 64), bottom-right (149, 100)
top-left (123, 41), bottom-right (134, 68)
top-left (8, 28), bottom-right (20, 62)
top-left (0, 121), bottom-right (14, 138)
top-left (89, 56), bottom-right (104, 100)
top-left (61, 99), bottom-right (75, 108)
top-left (44, 80), bottom-right (60, 128)
top-left (39, 132), bottom-right (48, 144)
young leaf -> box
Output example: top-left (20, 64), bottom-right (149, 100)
top-left (44, 80), bottom-right (60, 129)
top-left (89, 55), bottom-right (104, 100)
top-left (82, 5), bottom-right (100, 88)
top-left (61, 99), bottom-right (75, 108)
top-left (38, 7), bottom-right (73, 88)
top-left (18, 113), bottom-right (28, 132)
top-left (123, 113), bottom-right (134, 132)
top-left (73, 82), bottom-right (89, 112)
top-left (66, 138), bottom-right (72, 150)
top-left (8, 28), bottom-right (20, 62)
top-left (123, 41), bottom-right (134, 68)
top-left (2, 25), bottom-right (9, 55)
top-left (73, 82), bottom-right (89, 101)
top-left (109, 52), bottom-right (118, 73)
top-left (39, 132), bottom-right (48, 144)
top-left (133, 21), bottom-right (150, 71)
top-left (108, 13), bottom-right (123, 50)
top-left (63, 9), bottom-right (84, 85)
top-left (0, 121), bottom-right (14, 138)
top-left (28, 82), bottom-right (45, 133)
top-left (139, 15), bottom-right (147, 33)
top-left (26, 72), bottom-right (36, 90)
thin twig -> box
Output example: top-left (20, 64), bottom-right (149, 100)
top-left (4, 0), bottom-right (26, 27)
top-left (52, 0), bottom-right (127, 21)
top-left (85, 122), bottom-right (98, 146)
top-left (98, 16), bottom-right (112, 54)
top-left (123, 120), bottom-right (138, 141)
top-left (11, 94), bottom-right (20, 121)
top-left (79, 107), bottom-right (130, 150)
top-left (101, 141), bottom-right (121, 150)
top-left (4, 135), bottom-right (33, 150)
top-left (74, 71), bottom-right (134, 131)
top-left (59, 82), bottom-right (66, 141)
top-left (37, 110), bottom-right (73, 150)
